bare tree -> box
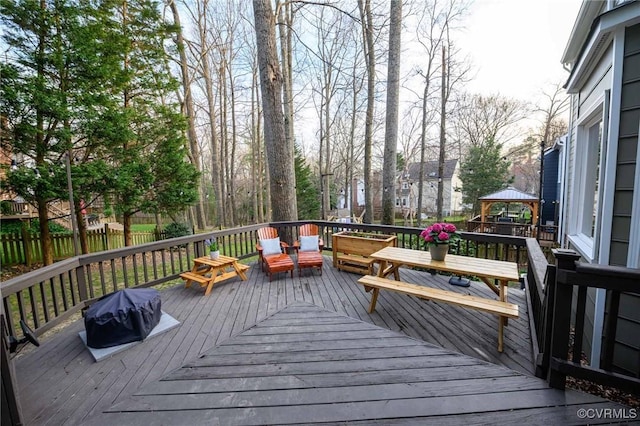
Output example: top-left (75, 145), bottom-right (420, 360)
top-left (167, 0), bottom-right (206, 230)
top-left (535, 82), bottom-right (569, 148)
top-left (358, 0), bottom-right (375, 223)
top-left (381, 0), bottom-right (402, 225)
top-left (455, 93), bottom-right (530, 150)
top-left (411, 0), bottom-right (469, 225)
top-left (252, 0), bottom-right (297, 224)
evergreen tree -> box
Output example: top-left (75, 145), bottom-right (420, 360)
top-left (1, 0), bottom-right (85, 264)
top-left (1, 0), bottom-right (199, 253)
top-left (294, 146), bottom-right (320, 220)
top-left (459, 139), bottom-right (512, 215)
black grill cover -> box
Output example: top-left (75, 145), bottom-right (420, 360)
top-left (84, 288), bottom-right (162, 349)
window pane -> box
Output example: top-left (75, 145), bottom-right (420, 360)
top-left (588, 121), bottom-right (602, 238)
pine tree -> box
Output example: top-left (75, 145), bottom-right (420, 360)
top-left (294, 146), bottom-right (320, 220)
top-left (1, 0), bottom-right (199, 253)
top-left (459, 139), bottom-right (512, 215)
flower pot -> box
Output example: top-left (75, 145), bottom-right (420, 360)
top-left (209, 251), bottom-right (220, 260)
top-left (429, 244), bottom-right (449, 261)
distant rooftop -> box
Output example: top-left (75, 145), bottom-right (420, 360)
top-left (406, 159), bottom-right (458, 180)
top-left (479, 187), bottom-right (538, 201)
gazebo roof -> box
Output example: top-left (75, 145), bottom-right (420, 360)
top-left (479, 187), bottom-right (538, 202)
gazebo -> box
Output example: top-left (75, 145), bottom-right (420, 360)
top-left (479, 187), bottom-right (539, 224)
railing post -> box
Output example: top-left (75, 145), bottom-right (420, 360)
top-left (536, 263), bottom-right (555, 379)
top-left (548, 249), bottom-right (581, 389)
top-left (1, 306), bottom-right (24, 425)
top-left (76, 262), bottom-right (89, 303)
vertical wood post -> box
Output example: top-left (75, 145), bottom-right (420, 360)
top-left (21, 221), bottom-right (32, 267)
top-left (548, 249), bottom-right (581, 389)
top-left (76, 263), bottom-right (89, 303)
top-left (536, 264), bottom-right (556, 379)
top-left (103, 224), bottom-right (110, 251)
top-left (1, 307), bottom-right (24, 425)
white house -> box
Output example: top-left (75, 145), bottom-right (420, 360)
top-left (560, 0), bottom-right (640, 375)
top-left (398, 159), bottom-right (463, 218)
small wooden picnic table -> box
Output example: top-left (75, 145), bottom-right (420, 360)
top-left (180, 255), bottom-right (249, 296)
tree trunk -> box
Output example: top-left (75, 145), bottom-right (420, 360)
top-left (358, 0), bottom-right (374, 223)
top-left (76, 207), bottom-right (88, 254)
top-left (37, 198), bottom-right (53, 265)
top-left (168, 0), bottom-right (205, 230)
top-left (36, 0), bottom-right (53, 265)
top-left (252, 0), bottom-right (297, 226)
top-left (123, 212), bottom-right (132, 246)
top-left (276, 1), bottom-right (298, 218)
top-left (381, 0), bottom-right (402, 225)
top-left (219, 54), bottom-right (229, 226)
top-left (437, 45), bottom-right (446, 221)
top-left (227, 56), bottom-right (238, 226)
top-left (201, 53), bottom-right (223, 228)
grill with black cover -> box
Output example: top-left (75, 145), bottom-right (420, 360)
top-left (84, 288), bottom-right (161, 349)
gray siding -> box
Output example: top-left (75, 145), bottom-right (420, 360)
top-left (608, 23), bottom-right (640, 377)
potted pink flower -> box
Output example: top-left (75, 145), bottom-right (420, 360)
top-left (420, 222), bottom-right (460, 261)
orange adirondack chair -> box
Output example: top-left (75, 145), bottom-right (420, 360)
top-left (294, 224), bottom-right (324, 276)
top-left (256, 227), bottom-right (294, 281)
top-left (293, 224), bottom-right (324, 250)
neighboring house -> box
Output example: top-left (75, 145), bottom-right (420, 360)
top-left (399, 159), bottom-right (463, 217)
top-left (541, 135), bottom-right (569, 231)
top-left (560, 0), bottom-right (640, 375)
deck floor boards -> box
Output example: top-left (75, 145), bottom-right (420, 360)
top-left (13, 255), bottom-right (629, 425)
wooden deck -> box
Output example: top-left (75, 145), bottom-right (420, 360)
top-left (12, 256), bottom-right (627, 425)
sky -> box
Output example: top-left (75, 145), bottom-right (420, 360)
top-left (456, 0), bottom-right (583, 103)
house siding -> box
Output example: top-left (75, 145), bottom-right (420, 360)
top-left (606, 22), bottom-right (640, 377)
top-left (565, 43), bottom-right (615, 362)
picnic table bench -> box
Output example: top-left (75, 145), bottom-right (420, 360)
top-left (180, 255), bottom-right (249, 296)
top-left (360, 247), bottom-right (520, 352)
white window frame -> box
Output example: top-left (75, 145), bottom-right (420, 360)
top-left (567, 94), bottom-right (609, 262)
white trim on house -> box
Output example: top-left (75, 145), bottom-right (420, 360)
top-left (598, 27), bottom-right (625, 266)
top-left (565, 2), bottom-right (640, 92)
top-left (567, 93), bottom-right (607, 262)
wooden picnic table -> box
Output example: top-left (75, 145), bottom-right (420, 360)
top-left (362, 246), bottom-right (520, 352)
top-left (180, 255), bottom-right (249, 296)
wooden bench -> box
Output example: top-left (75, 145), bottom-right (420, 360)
top-left (179, 271), bottom-right (211, 286)
top-left (335, 253), bottom-right (376, 275)
top-left (357, 275), bottom-right (518, 317)
top-left (357, 275), bottom-right (519, 352)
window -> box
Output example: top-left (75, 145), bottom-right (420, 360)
top-left (569, 94), bottom-right (608, 260)
top-left (587, 121), bottom-right (602, 238)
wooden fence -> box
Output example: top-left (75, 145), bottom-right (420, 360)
top-left (0, 225), bottom-right (164, 267)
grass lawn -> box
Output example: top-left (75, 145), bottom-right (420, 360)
top-left (131, 224), bottom-right (157, 232)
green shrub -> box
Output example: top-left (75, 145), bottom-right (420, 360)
top-left (164, 222), bottom-right (192, 240)
top-left (1, 201), bottom-right (13, 215)
top-left (0, 219), bottom-right (71, 235)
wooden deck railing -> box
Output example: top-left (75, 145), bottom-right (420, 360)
top-left (1, 223), bottom-right (265, 338)
top-left (525, 246), bottom-right (640, 394)
top-left (2, 220), bottom-right (638, 398)
top-left (1, 220), bottom-right (528, 339)
top-left (467, 218), bottom-right (558, 244)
